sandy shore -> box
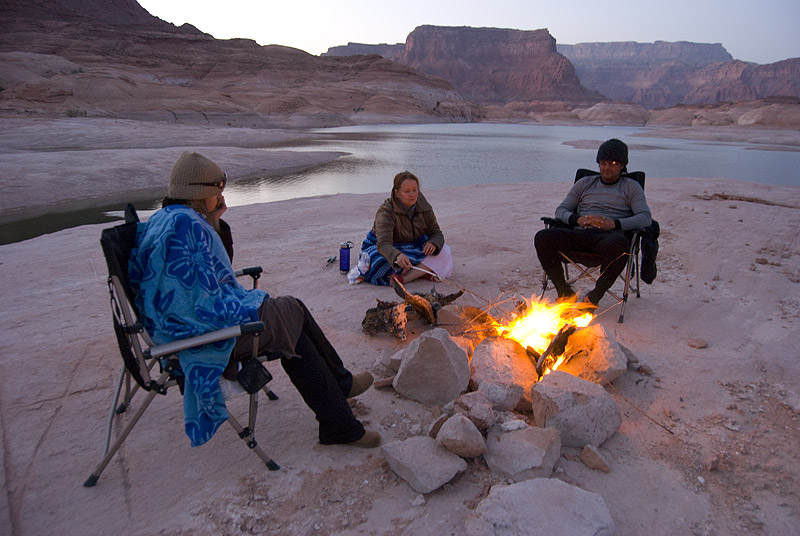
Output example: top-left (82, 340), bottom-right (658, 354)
top-left (1, 118), bottom-right (799, 535)
top-left (0, 117), bottom-right (343, 223)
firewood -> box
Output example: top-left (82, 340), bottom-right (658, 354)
top-left (361, 283), bottom-right (465, 339)
top-left (361, 299), bottom-right (408, 340)
top-left (391, 278), bottom-right (436, 324)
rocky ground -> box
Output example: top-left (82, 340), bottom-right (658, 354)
top-left (0, 118), bottom-right (799, 536)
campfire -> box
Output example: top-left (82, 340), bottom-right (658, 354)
top-left (492, 298), bottom-right (593, 379)
top-left (362, 281), bottom-right (594, 380)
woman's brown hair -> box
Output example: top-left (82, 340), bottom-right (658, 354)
top-left (392, 171), bottom-right (420, 193)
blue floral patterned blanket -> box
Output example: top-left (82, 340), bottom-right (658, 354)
top-left (128, 205), bottom-right (268, 446)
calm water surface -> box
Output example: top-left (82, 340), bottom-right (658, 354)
top-left (3, 123), bottom-right (799, 244)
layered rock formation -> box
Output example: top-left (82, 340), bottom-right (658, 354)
top-left (402, 26), bottom-right (602, 106)
top-left (324, 42), bottom-right (405, 62)
top-left (327, 26), bottom-right (603, 107)
top-left (328, 33), bottom-right (800, 114)
top-left (559, 41), bottom-right (800, 109)
top-left (0, 0), bottom-right (475, 125)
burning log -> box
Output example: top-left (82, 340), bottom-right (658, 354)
top-left (534, 324), bottom-right (577, 379)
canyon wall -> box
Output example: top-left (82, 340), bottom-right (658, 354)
top-left (400, 26), bottom-right (601, 105)
top-left (0, 0), bottom-right (477, 126)
top-left (328, 32), bottom-right (800, 112)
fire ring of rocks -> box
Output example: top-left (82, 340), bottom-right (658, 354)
top-left (364, 282), bottom-right (633, 533)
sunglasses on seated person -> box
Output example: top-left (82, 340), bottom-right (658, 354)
top-left (189, 172), bottom-right (227, 190)
top-left (598, 160), bottom-right (622, 167)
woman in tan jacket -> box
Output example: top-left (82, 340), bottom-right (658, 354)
top-left (352, 171), bottom-right (453, 285)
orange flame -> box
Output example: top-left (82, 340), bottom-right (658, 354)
top-left (493, 297), bottom-right (593, 375)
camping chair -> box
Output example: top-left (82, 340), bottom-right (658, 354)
top-left (540, 168), bottom-right (646, 324)
top-left (84, 205), bottom-right (279, 488)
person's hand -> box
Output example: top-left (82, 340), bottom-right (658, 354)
top-left (422, 242), bottom-right (437, 256)
top-left (209, 195), bottom-right (228, 226)
top-left (578, 215), bottom-right (614, 230)
top-left (395, 253), bottom-right (413, 272)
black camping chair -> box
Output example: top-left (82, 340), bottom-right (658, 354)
top-left (540, 168), bottom-right (647, 323)
top-left (84, 205), bottom-right (279, 488)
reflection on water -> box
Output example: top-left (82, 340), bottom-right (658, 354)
top-left (3, 123), bottom-right (799, 245)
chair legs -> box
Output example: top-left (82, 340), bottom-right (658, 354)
top-left (84, 371), bottom-right (280, 487)
top-left (84, 370), bottom-right (169, 487)
top-left (226, 397), bottom-right (280, 471)
top-left (540, 249), bottom-right (640, 324)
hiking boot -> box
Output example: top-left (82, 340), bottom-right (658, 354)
top-left (348, 371), bottom-right (374, 398)
top-left (349, 430), bottom-right (382, 448)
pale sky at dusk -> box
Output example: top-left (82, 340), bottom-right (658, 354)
top-left (136, 0), bottom-right (799, 65)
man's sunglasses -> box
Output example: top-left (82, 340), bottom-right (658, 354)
top-left (598, 160), bottom-right (622, 167)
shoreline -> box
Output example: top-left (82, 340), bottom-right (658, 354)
top-left (2, 117), bottom-right (799, 240)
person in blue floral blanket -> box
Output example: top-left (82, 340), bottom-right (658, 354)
top-left (128, 152), bottom-right (380, 449)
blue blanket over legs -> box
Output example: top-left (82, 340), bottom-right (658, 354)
top-left (359, 230), bottom-right (429, 286)
top-left (128, 206), bottom-right (268, 446)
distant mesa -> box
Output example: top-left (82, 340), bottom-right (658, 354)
top-left (326, 30), bottom-right (800, 112)
top-left (1, 0), bottom-right (799, 127)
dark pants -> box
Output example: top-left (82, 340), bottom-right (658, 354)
top-left (231, 298), bottom-right (364, 445)
top-left (535, 227), bottom-right (631, 300)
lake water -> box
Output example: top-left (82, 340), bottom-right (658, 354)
top-left (222, 122), bottom-right (800, 208)
top-left (2, 123), bottom-right (799, 244)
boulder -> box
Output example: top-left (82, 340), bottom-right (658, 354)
top-left (483, 424), bottom-right (561, 481)
top-left (381, 436), bottom-right (468, 494)
top-left (560, 323), bottom-right (628, 384)
top-left (477, 380), bottom-right (524, 412)
top-left (373, 347), bottom-right (404, 377)
top-left (465, 478), bottom-right (615, 536)
top-left (392, 328), bottom-right (470, 406)
top-left (436, 414), bottom-right (487, 458)
top-left (470, 337), bottom-right (537, 409)
top-left (531, 370), bottom-right (621, 448)
top-left (453, 391), bottom-right (496, 432)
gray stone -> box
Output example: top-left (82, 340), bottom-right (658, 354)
top-left (381, 436), bottom-right (468, 494)
top-left (531, 370), bottom-right (621, 448)
top-left (427, 413), bottom-right (450, 437)
top-left (470, 337), bottom-right (537, 408)
top-left (478, 381), bottom-right (524, 412)
top-left (465, 478), bottom-right (615, 536)
top-left (560, 323), bottom-right (627, 384)
top-left (483, 424), bottom-right (561, 481)
top-left (453, 391), bottom-right (496, 432)
top-left (437, 414), bottom-right (487, 458)
top-left (581, 444), bottom-right (611, 473)
top-left (392, 328), bottom-right (470, 406)
top-left (372, 347), bottom-right (404, 376)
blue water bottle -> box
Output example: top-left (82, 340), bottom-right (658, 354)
top-left (339, 241), bottom-right (354, 273)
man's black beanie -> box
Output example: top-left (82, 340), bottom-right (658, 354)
top-left (596, 138), bottom-right (629, 165)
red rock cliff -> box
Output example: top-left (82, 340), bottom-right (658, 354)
top-left (0, 0), bottom-right (475, 125)
top-left (401, 26), bottom-right (602, 105)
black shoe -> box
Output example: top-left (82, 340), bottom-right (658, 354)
top-left (555, 283), bottom-right (576, 300)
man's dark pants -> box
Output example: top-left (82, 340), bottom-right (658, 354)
top-left (535, 227), bottom-right (631, 301)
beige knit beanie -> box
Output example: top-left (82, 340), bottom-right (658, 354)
top-left (168, 152), bottom-right (226, 200)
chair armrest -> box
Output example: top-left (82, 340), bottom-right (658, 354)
top-left (235, 266), bottom-right (263, 289)
top-left (145, 321), bottom-right (265, 359)
top-left (541, 217), bottom-right (572, 229)
top-left (234, 266), bottom-right (263, 279)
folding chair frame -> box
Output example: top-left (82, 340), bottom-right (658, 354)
top-left (84, 214), bottom-right (279, 488)
top-left (539, 169), bottom-right (646, 324)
